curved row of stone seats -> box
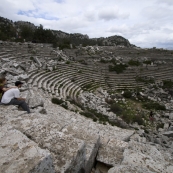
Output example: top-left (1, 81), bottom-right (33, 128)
top-left (105, 74), bottom-right (136, 81)
top-left (27, 57), bottom-right (173, 100)
top-left (56, 78), bottom-right (76, 99)
top-left (36, 73), bottom-right (69, 99)
top-left (112, 83), bottom-right (146, 90)
top-left (105, 65), bottom-right (173, 89)
top-left (54, 67), bottom-right (106, 98)
top-left (0, 53), bottom-right (13, 59)
top-left (72, 73), bottom-right (104, 83)
top-left (38, 72), bottom-right (64, 90)
top-left (56, 64), bottom-right (107, 88)
top-left (27, 71), bottom-right (43, 86)
top-left (66, 82), bottom-right (76, 97)
top-left (57, 63), bottom-right (103, 74)
top-left (32, 72), bottom-right (47, 87)
top-left (42, 75), bottom-right (58, 93)
top-left (27, 69), bottom-right (40, 76)
top-left (48, 75), bottom-right (82, 101)
top-left (62, 81), bottom-right (78, 99)
top-left (56, 67), bottom-right (101, 77)
top-left (56, 78), bottom-right (81, 99)
top-left (141, 68), bottom-right (173, 80)
top-left (0, 51), bottom-right (11, 56)
top-left (50, 68), bottom-right (104, 92)
top-left (28, 70), bottom-right (45, 84)
top-left (60, 80), bottom-right (73, 99)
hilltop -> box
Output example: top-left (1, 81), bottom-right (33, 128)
top-left (0, 16), bottom-right (134, 48)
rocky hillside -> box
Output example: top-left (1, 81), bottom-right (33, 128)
top-left (0, 41), bottom-right (173, 172)
top-left (0, 16), bottom-right (133, 47)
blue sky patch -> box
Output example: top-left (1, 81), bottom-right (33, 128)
top-left (54, 0), bottom-right (64, 3)
top-left (17, 10), bottom-right (59, 20)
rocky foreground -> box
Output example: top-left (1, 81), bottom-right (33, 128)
top-left (0, 88), bottom-right (173, 173)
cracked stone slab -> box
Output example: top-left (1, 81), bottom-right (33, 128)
top-left (97, 138), bottom-right (128, 166)
top-left (1, 111), bottom-right (87, 173)
top-left (61, 124), bottom-right (101, 173)
top-left (121, 140), bottom-right (173, 173)
top-left (108, 165), bottom-right (155, 173)
top-left (0, 125), bottom-right (55, 173)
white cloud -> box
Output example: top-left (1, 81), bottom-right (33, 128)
top-left (0, 0), bottom-right (173, 48)
top-left (98, 7), bottom-right (129, 21)
top-left (156, 0), bottom-right (173, 6)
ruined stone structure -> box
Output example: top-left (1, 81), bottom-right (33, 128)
top-left (0, 41), bottom-right (173, 173)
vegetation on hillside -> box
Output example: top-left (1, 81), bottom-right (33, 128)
top-left (135, 76), bottom-right (155, 84)
top-left (0, 16), bottom-right (132, 48)
top-left (109, 63), bottom-right (128, 74)
top-left (163, 80), bottom-right (173, 89)
top-left (128, 60), bottom-right (141, 66)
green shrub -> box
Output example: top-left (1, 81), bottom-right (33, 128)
top-left (78, 70), bottom-right (82, 73)
top-left (128, 60), bottom-right (140, 66)
top-left (110, 103), bottom-right (122, 115)
top-left (66, 61), bottom-right (70, 64)
top-left (142, 102), bottom-right (166, 110)
top-left (123, 91), bottom-right (132, 98)
top-left (78, 60), bottom-right (88, 65)
top-left (52, 41), bottom-right (58, 48)
top-left (105, 98), bottom-right (115, 104)
top-left (51, 98), bottom-right (64, 105)
top-left (135, 77), bottom-right (155, 84)
top-left (132, 115), bottom-right (144, 125)
top-left (100, 58), bottom-right (109, 63)
top-left (61, 104), bottom-right (68, 109)
top-left (156, 123), bottom-right (164, 130)
top-left (80, 111), bottom-right (94, 118)
top-left (122, 112), bottom-right (132, 124)
top-left (109, 63), bottom-right (128, 74)
top-left (82, 83), bottom-right (93, 91)
top-left (163, 80), bottom-right (173, 89)
top-left (143, 60), bottom-right (152, 65)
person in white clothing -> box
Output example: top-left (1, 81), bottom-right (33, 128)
top-left (1, 81), bottom-right (30, 113)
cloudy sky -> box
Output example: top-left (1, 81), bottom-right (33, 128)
top-left (0, 0), bottom-right (173, 48)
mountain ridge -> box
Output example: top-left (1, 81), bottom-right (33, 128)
top-left (0, 16), bottom-right (134, 48)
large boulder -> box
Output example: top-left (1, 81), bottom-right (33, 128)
top-left (163, 131), bottom-right (173, 138)
top-left (119, 140), bottom-right (173, 173)
top-left (27, 96), bottom-right (44, 108)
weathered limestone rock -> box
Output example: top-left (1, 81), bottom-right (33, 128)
top-left (97, 138), bottom-right (128, 166)
top-left (0, 106), bottom-right (91, 173)
top-left (34, 57), bottom-right (42, 67)
top-left (108, 165), bottom-right (154, 173)
top-left (121, 140), bottom-right (173, 173)
top-left (61, 125), bottom-right (100, 173)
top-left (0, 125), bottom-right (55, 173)
top-left (18, 74), bottom-right (29, 81)
top-left (27, 96), bottom-right (44, 108)
top-left (169, 112), bottom-right (173, 120)
top-left (163, 131), bottom-right (173, 138)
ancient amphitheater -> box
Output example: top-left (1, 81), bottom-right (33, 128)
top-left (0, 41), bottom-right (173, 173)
